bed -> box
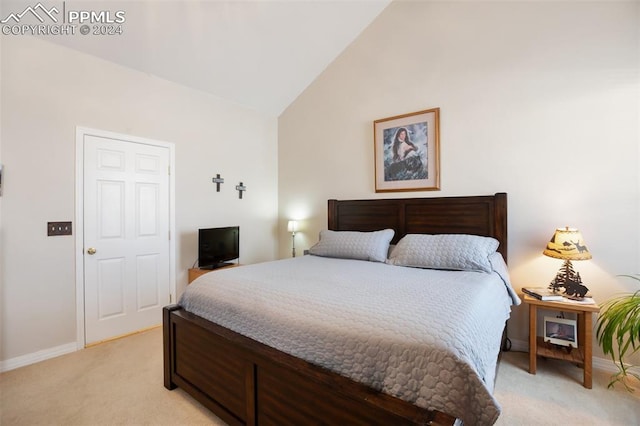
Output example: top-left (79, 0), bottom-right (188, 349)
top-left (164, 193), bottom-right (515, 425)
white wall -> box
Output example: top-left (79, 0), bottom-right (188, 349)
top-left (278, 1), bottom-right (640, 362)
top-left (0, 36), bottom-right (278, 362)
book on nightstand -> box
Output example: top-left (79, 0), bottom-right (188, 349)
top-left (522, 287), bottom-right (565, 301)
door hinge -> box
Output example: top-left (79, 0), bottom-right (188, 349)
top-left (170, 294), bottom-right (173, 303)
top-left (168, 166), bottom-right (170, 176)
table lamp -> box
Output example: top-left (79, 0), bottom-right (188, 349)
top-left (543, 226), bottom-right (592, 298)
top-left (287, 220), bottom-right (298, 258)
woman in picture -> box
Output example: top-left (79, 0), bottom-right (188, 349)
top-left (392, 127), bottom-right (417, 162)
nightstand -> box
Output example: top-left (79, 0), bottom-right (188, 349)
top-left (522, 294), bottom-right (600, 388)
top-left (188, 264), bottom-right (240, 284)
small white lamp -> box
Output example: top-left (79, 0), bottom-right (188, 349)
top-left (287, 220), bottom-right (298, 258)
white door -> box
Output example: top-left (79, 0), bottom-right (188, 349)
top-left (83, 134), bottom-right (171, 345)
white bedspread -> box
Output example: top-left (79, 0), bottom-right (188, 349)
top-left (180, 255), bottom-right (517, 425)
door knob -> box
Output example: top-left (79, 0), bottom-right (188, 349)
top-left (87, 247), bottom-right (97, 255)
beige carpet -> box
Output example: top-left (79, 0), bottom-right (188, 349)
top-left (0, 328), bottom-right (224, 426)
top-left (1, 327), bottom-right (639, 425)
top-left (494, 351), bottom-right (640, 425)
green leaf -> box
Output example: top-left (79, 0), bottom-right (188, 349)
top-left (595, 278), bottom-right (640, 392)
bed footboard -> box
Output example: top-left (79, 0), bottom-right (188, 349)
top-left (163, 305), bottom-right (456, 426)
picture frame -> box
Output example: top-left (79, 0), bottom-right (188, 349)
top-left (373, 108), bottom-right (440, 192)
top-left (544, 316), bottom-right (578, 348)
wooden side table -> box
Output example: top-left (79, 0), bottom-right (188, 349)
top-left (188, 263), bottom-right (240, 284)
top-left (522, 294), bottom-right (600, 388)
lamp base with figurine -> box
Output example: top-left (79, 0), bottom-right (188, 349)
top-left (548, 259), bottom-right (590, 299)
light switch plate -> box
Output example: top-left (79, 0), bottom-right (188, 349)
top-left (48, 221), bottom-right (72, 236)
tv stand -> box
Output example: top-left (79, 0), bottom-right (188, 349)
top-left (199, 262), bottom-right (235, 270)
top-left (188, 263), bottom-right (239, 284)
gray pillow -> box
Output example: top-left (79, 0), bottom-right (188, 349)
top-left (387, 234), bottom-right (499, 272)
top-left (309, 229), bottom-right (394, 263)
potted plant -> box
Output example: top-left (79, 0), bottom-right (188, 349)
top-left (596, 274), bottom-right (640, 391)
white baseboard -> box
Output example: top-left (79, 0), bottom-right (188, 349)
top-left (509, 338), bottom-right (529, 352)
top-left (0, 342), bottom-right (77, 372)
top-left (507, 338), bottom-right (620, 374)
top-left (592, 356), bottom-right (623, 374)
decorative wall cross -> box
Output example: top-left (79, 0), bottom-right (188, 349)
top-left (236, 182), bottom-right (247, 199)
top-left (212, 174), bottom-right (224, 192)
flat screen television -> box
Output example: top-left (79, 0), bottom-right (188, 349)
top-left (198, 226), bottom-right (239, 269)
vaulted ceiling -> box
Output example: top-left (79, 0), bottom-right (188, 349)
top-left (31, 0), bottom-right (391, 116)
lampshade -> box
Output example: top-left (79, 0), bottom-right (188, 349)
top-left (542, 227), bottom-right (592, 261)
top-left (287, 220), bottom-right (298, 233)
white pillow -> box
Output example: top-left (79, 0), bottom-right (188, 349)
top-left (387, 234), bottom-right (499, 272)
top-left (309, 229), bottom-right (394, 263)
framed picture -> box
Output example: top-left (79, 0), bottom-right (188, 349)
top-left (373, 108), bottom-right (440, 192)
top-left (544, 316), bottom-right (578, 348)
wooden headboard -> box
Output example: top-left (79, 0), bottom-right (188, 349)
top-left (328, 193), bottom-right (508, 263)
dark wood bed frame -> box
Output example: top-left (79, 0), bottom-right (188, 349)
top-left (164, 193), bottom-right (507, 426)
